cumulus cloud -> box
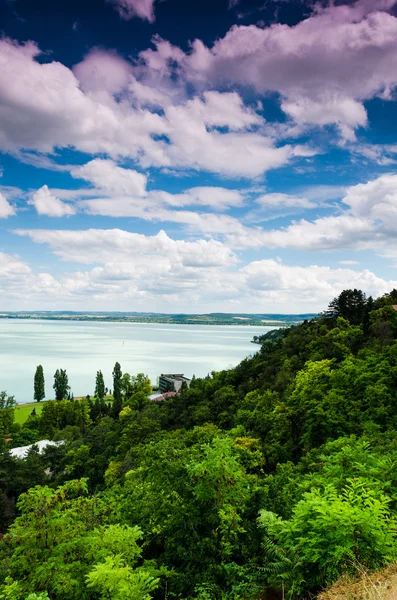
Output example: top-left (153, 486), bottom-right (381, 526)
top-left (70, 159), bottom-right (148, 196)
top-left (0, 38), bottom-right (315, 178)
top-left (241, 259), bottom-right (397, 306)
top-left (0, 193), bottom-right (16, 218)
top-left (139, 0), bottom-right (397, 138)
top-left (226, 173), bottom-right (397, 253)
top-left (109, 0), bottom-right (158, 22)
top-left (28, 186), bottom-right (75, 217)
top-left (0, 251), bottom-right (63, 309)
top-left (6, 231), bottom-right (397, 311)
top-left (0, 38), bottom-right (167, 162)
top-left (72, 48), bottom-right (133, 94)
top-left (13, 228), bottom-right (237, 267)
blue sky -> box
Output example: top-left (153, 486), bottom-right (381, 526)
top-left (1, 0), bottom-right (397, 312)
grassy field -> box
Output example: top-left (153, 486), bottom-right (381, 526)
top-left (14, 401), bottom-right (45, 425)
top-left (14, 395), bottom-right (114, 426)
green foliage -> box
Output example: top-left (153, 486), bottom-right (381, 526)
top-left (53, 369), bottom-right (70, 401)
top-left (0, 392), bottom-right (16, 434)
top-left (86, 555), bottom-right (159, 600)
top-left (94, 370), bottom-right (106, 401)
top-left (112, 362), bottom-right (122, 418)
top-left (0, 480), bottom-right (154, 600)
top-left (33, 366), bottom-right (45, 403)
top-left (6, 290), bottom-right (397, 599)
top-left (39, 398), bottom-right (91, 437)
top-left (259, 481), bottom-right (397, 597)
top-left (327, 289), bottom-right (367, 325)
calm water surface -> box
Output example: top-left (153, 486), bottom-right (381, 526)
top-left (0, 319), bottom-right (272, 403)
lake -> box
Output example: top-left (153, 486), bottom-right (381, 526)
top-left (0, 319), bottom-right (272, 403)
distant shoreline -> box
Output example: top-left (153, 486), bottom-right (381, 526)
top-left (0, 312), bottom-right (316, 327)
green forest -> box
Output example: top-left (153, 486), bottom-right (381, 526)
top-left (2, 288), bottom-right (397, 599)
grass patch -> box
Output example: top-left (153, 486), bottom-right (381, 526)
top-left (14, 402), bottom-right (45, 425)
top-left (13, 395), bottom-right (114, 426)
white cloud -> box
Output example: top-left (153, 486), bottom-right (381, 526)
top-left (109, 0), bottom-right (158, 22)
top-left (13, 228), bottom-right (237, 267)
top-left (255, 193), bottom-right (317, 209)
top-left (70, 159), bottom-right (147, 196)
top-left (0, 38), bottom-right (167, 163)
top-left (0, 38), bottom-right (314, 178)
top-left (241, 259), bottom-right (397, 308)
top-left (72, 48), bottom-right (133, 94)
top-left (183, 187), bottom-right (244, 210)
top-left (139, 0), bottom-right (397, 138)
top-left (281, 95), bottom-right (367, 141)
top-left (146, 187), bottom-right (244, 210)
top-left (28, 186), bottom-right (75, 217)
top-left (0, 251), bottom-right (63, 309)
top-left (226, 173), bottom-right (397, 253)
top-left (5, 232), bottom-right (397, 312)
top-left (0, 193), bottom-right (16, 218)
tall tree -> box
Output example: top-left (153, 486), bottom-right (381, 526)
top-left (326, 289), bottom-right (367, 325)
top-left (0, 391), bottom-right (16, 435)
top-left (112, 362), bottom-right (122, 418)
top-left (53, 369), bottom-right (70, 401)
top-left (95, 370), bottom-right (106, 401)
top-left (34, 365), bottom-right (45, 402)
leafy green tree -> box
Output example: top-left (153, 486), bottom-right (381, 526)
top-left (187, 437), bottom-right (251, 560)
top-left (112, 362), bottom-right (122, 418)
top-left (33, 366), bottom-right (45, 402)
top-left (95, 370), bottom-right (106, 401)
top-left (86, 554), bottom-right (160, 600)
top-left (0, 480), bottom-right (157, 600)
top-left (259, 481), bottom-right (397, 598)
top-left (0, 391), bottom-right (16, 435)
top-left (53, 369), bottom-right (70, 401)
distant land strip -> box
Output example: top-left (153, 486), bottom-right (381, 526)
top-left (0, 311), bottom-right (317, 327)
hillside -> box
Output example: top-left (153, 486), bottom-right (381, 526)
top-left (2, 288), bottom-right (397, 599)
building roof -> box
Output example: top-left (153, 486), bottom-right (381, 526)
top-left (10, 440), bottom-right (63, 459)
top-left (160, 373), bottom-right (191, 381)
top-left (149, 391), bottom-right (178, 402)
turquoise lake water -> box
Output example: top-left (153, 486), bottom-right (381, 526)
top-left (0, 319), bottom-right (272, 403)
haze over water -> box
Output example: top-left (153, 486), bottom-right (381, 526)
top-left (0, 319), bottom-right (271, 403)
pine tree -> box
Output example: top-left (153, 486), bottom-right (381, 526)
top-left (112, 362), bottom-right (122, 418)
top-left (34, 365), bottom-right (45, 402)
top-left (53, 369), bottom-right (70, 401)
top-left (95, 370), bottom-right (106, 401)
top-left (326, 289), bottom-right (367, 325)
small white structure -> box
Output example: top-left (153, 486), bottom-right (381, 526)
top-left (10, 440), bottom-right (62, 459)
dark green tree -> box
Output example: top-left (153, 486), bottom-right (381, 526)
top-left (112, 362), bottom-right (122, 418)
top-left (326, 288), bottom-right (367, 325)
top-left (34, 365), bottom-right (45, 402)
top-left (53, 369), bottom-right (70, 401)
top-left (95, 370), bottom-right (106, 401)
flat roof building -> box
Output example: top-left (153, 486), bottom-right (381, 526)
top-left (159, 373), bottom-right (191, 393)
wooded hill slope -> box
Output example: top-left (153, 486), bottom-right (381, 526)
top-left (2, 288), bottom-right (397, 599)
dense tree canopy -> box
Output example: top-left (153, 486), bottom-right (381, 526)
top-left (4, 289), bottom-right (397, 598)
